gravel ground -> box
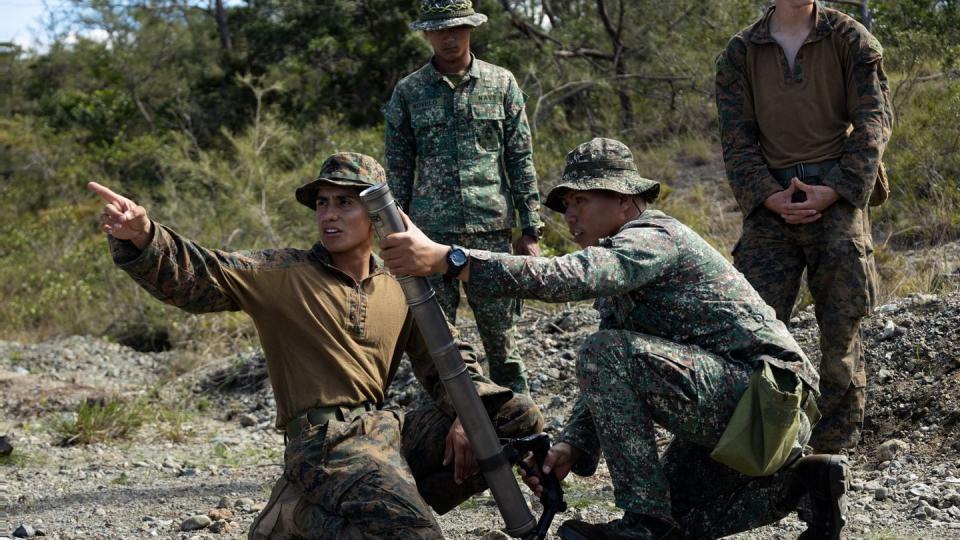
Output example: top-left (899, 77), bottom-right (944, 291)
top-left (2, 291), bottom-right (959, 539)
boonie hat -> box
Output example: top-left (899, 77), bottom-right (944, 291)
top-left (410, 0), bottom-right (487, 32)
top-left (545, 137), bottom-right (661, 213)
top-left (295, 152), bottom-right (386, 209)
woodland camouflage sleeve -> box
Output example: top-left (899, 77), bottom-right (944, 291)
top-left (109, 222), bottom-right (242, 313)
top-left (383, 89), bottom-right (417, 212)
top-left (821, 28), bottom-right (892, 208)
top-left (502, 74), bottom-right (542, 231)
top-left (715, 37), bottom-right (783, 217)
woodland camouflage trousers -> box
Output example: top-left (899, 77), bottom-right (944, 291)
top-left (248, 392), bottom-right (542, 539)
top-left (735, 195), bottom-right (877, 452)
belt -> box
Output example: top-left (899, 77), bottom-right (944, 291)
top-left (769, 159), bottom-right (839, 185)
top-left (285, 402), bottom-right (378, 438)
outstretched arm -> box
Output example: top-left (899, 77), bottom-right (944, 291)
top-left (88, 182), bottom-right (243, 314)
top-left (379, 210), bottom-right (678, 302)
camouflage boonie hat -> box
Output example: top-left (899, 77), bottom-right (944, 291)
top-left (295, 152), bottom-right (386, 210)
top-left (545, 137), bottom-right (661, 213)
top-left (410, 0), bottom-right (487, 32)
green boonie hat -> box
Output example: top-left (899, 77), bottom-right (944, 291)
top-left (410, 0), bottom-right (487, 31)
top-left (295, 152), bottom-right (385, 210)
top-left (545, 137), bottom-right (661, 213)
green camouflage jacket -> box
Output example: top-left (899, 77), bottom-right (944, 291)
top-left (467, 210), bottom-right (819, 473)
top-left (384, 57), bottom-right (542, 234)
top-left (716, 4), bottom-right (892, 215)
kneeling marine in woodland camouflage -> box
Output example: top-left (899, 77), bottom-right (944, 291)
top-left (88, 153), bottom-right (542, 539)
top-left (380, 138), bottom-right (851, 540)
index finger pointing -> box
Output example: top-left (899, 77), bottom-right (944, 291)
top-left (86, 182), bottom-right (124, 205)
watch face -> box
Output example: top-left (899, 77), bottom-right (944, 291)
top-left (450, 248), bottom-right (467, 266)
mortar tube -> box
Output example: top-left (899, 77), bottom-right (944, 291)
top-left (360, 183), bottom-right (536, 538)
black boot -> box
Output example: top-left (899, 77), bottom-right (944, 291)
top-left (777, 454), bottom-right (849, 540)
top-left (557, 512), bottom-right (680, 540)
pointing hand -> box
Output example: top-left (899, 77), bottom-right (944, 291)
top-left (87, 182), bottom-right (152, 249)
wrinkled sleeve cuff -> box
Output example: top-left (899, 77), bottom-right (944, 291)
top-left (822, 166), bottom-right (870, 209)
top-left (108, 222), bottom-right (160, 270)
top-left (737, 175), bottom-right (784, 218)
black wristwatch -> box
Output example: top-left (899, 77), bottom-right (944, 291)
top-left (522, 226), bottom-right (543, 240)
top-left (445, 244), bottom-right (469, 279)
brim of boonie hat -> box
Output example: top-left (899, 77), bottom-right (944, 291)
top-left (544, 171), bottom-right (661, 213)
top-left (410, 13), bottom-right (487, 31)
top-left (295, 177), bottom-right (373, 210)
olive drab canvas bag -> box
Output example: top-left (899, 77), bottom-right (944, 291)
top-left (710, 361), bottom-right (821, 477)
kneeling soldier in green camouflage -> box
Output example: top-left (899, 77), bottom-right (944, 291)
top-left (88, 152), bottom-right (542, 539)
top-left (380, 138), bottom-right (850, 540)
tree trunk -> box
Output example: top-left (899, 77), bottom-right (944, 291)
top-left (214, 0), bottom-right (231, 51)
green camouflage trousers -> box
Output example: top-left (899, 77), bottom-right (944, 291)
top-left (735, 197), bottom-right (877, 452)
top-left (429, 230), bottom-right (527, 394)
top-left (577, 330), bottom-right (805, 537)
top-left (248, 393), bottom-right (542, 539)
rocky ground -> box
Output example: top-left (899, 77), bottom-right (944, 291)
top-left (2, 289), bottom-right (959, 539)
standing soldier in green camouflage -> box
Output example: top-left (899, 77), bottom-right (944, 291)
top-left (384, 0), bottom-right (542, 394)
top-left (716, 0), bottom-right (893, 453)
top-left (379, 138), bottom-right (851, 540)
top-left (87, 152), bottom-right (542, 539)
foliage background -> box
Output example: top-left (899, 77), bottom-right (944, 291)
top-left (1, 0), bottom-right (958, 351)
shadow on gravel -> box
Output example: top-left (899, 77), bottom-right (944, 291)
top-left (7, 480), bottom-right (264, 515)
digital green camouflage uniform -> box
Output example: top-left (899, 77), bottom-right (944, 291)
top-left (465, 139), bottom-right (823, 537)
top-left (105, 153), bottom-right (543, 539)
top-left (384, 0), bottom-right (542, 393)
top-left (716, 4), bottom-right (892, 452)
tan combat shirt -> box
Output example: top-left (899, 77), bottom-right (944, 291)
top-left (716, 3), bottom-right (892, 214)
top-left (109, 222), bottom-right (497, 428)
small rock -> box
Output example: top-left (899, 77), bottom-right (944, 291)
top-left (877, 439), bottom-right (909, 461)
top-left (180, 515), bottom-right (212, 531)
top-left (234, 497), bottom-right (255, 511)
top-left (876, 303), bottom-right (899, 314)
top-left (880, 320), bottom-right (897, 340)
top-left (875, 487), bottom-right (888, 501)
top-left (239, 414), bottom-right (258, 427)
top-left (480, 531), bottom-right (511, 540)
top-left (208, 508), bottom-right (235, 521)
top-left (877, 368), bottom-right (894, 382)
top-left (12, 525), bottom-right (35, 538)
top-left (0, 435), bottom-right (12, 457)
top-left (217, 497), bottom-right (231, 508)
top-left (209, 520), bottom-right (233, 534)
top-left (909, 483), bottom-right (934, 498)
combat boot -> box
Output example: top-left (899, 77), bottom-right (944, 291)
top-left (777, 454), bottom-right (849, 540)
top-left (557, 512), bottom-right (680, 540)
